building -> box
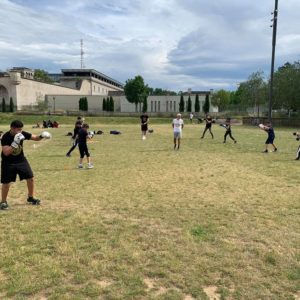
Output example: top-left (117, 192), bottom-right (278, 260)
top-left (0, 67), bottom-right (123, 111)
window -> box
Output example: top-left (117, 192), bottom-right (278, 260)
top-left (154, 101), bottom-right (157, 112)
top-left (174, 101), bottom-right (176, 111)
top-left (166, 101), bottom-right (168, 112)
top-left (158, 101), bottom-right (160, 112)
top-left (151, 101), bottom-right (153, 112)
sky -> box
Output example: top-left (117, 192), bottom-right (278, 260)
top-left (0, 0), bottom-right (299, 92)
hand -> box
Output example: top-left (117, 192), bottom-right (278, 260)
top-left (11, 133), bottom-right (25, 148)
top-left (40, 131), bottom-right (52, 139)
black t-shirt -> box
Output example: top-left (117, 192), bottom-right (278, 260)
top-left (1, 130), bottom-right (32, 163)
top-left (78, 128), bottom-right (88, 145)
top-left (140, 114), bottom-right (149, 125)
top-left (73, 126), bottom-right (81, 139)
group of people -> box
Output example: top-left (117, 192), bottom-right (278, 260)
top-left (0, 114), bottom-right (299, 211)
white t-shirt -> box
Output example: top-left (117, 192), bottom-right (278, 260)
top-left (173, 118), bottom-right (184, 133)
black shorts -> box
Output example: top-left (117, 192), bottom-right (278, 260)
top-left (78, 144), bottom-right (90, 158)
top-left (1, 159), bottom-right (34, 184)
top-left (266, 136), bottom-right (275, 144)
top-left (205, 124), bottom-right (212, 129)
top-left (141, 124), bottom-right (148, 132)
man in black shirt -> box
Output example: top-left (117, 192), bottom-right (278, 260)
top-left (201, 114), bottom-right (214, 139)
top-left (78, 123), bottom-right (93, 169)
top-left (140, 113), bottom-right (149, 140)
top-left (66, 119), bottom-right (83, 157)
top-left (0, 120), bottom-right (51, 210)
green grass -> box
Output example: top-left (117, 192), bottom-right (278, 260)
top-left (0, 118), bottom-right (299, 299)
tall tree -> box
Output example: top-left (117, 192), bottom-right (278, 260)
top-left (142, 96), bottom-right (148, 113)
top-left (194, 94), bottom-right (200, 113)
top-left (9, 97), bottom-right (14, 112)
top-left (34, 69), bottom-right (54, 83)
top-left (102, 98), bottom-right (107, 111)
top-left (203, 94), bottom-right (210, 114)
top-left (2, 98), bottom-right (6, 112)
top-left (187, 95), bottom-right (192, 112)
top-left (211, 89), bottom-right (230, 112)
top-left (124, 75), bottom-right (148, 110)
top-left (109, 96), bottom-right (114, 112)
top-left (179, 95), bottom-right (185, 112)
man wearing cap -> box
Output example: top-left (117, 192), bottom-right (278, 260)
top-left (172, 113), bottom-right (184, 150)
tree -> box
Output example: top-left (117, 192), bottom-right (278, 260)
top-left (273, 62), bottom-right (300, 114)
top-left (238, 71), bottom-right (267, 117)
top-left (187, 95), bottom-right (192, 112)
top-left (194, 94), bottom-right (200, 113)
top-left (109, 96), bottom-right (114, 112)
top-left (102, 98), bottom-right (107, 111)
top-left (124, 75), bottom-right (148, 111)
top-left (9, 97), bottom-right (14, 112)
top-left (2, 98), bottom-right (6, 112)
top-left (34, 69), bottom-right (54, 83)
top-left (84, 97), bottom-right (88, 111)
top-left (142, 96), bottom-right (148, 113)
top-left (179, 95), bottom-right (185, 112)
top-left (203, 94), bottom-right (210, 114)
top-left (211, 89), bottom-right (230, 112)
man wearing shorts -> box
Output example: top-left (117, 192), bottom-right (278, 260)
top-left (172, 113), bottom-right (184, 150)
top-left (1, 120), bottom-right (50, 210)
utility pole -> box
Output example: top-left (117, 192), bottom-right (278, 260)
top-left (80, 39), bottom-right (85, 69)
top-left (268, 0), bottom-right (278, 121)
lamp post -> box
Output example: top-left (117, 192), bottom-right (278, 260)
top-left (53, 96), bottom-right (56, 113)
top-left (268, 0), bottom-right (279, 121)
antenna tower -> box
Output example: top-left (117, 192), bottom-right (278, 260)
top-left (80, 39), bottom-right (85, 69)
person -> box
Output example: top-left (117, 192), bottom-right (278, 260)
top-left (140, 112), bottom-right (149, 140)
top-left (52, 121), bottom-right (59, 128)
top-left (66, 119), bottom-right (83, 157)
top-left (172, 113), bottom-right (184, 150)
top-left (0, 120), bottom-right (51, 210)
top-left (189, 112), bottom-right (194, 124)
top-left (223, 118), bottom-right (237, 143)
top-left (201, 114), bottom-right (214, 139)
top-left (78, 123), bottom-right (93, 169)
top-left (261, 121), bottom-right (277, 153)
top-left (293, 132), bottom-right (300, 160)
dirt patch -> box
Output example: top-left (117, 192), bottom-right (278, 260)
top-left (183, 295), bottom-right (195, 300)
top-left (203, 286), bottom-right (220, 300)
top-left (93, 280), bottom-right (112, 288)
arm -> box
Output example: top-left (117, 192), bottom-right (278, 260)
top-left (31, 134), bottom-right (43, 142)
top-left (2, 145), bottom-right (15, 156)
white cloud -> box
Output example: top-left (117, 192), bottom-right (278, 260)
top-left (0, 0), bottom-right (300, 91)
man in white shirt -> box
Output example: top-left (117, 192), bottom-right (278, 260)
top-left (172, 113), bottom-right (184, 150)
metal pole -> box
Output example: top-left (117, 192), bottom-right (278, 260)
top-left (268, 0), bottom-right (278, 121)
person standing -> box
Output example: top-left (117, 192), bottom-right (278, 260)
top-left (172, 113), bottom-right (184, 150)
top-left (260, 121), bottom-right (277, 153)
top-left (201, 114), bottom-right (214, 139)
top-left (223, 118), bottom-right (237, 143)
top-left (78, 123), bottom-right (94, 169)
top-left (0, 120), bottom-right (51, 210)
top-left (140, 112), bottom-right (149, 140)
top-left (66, 119), bottom-right (83, 157)
top-left (189, 112), bottom-right (194, 124)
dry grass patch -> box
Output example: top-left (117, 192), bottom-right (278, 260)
top-left (0, 122), bottom-right (299, 299)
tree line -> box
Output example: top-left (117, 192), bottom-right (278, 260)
top-left (211, 61), bottom-right (300, 116)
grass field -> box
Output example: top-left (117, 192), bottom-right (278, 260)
top-left (0, 116), bottom-right (299, 299)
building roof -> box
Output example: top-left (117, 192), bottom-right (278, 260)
top-left (61, 69), bottom-right (123, 88)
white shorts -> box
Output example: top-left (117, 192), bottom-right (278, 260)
top-left (174, 132), bottom-right (182, 139)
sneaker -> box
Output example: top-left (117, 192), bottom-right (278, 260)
top-left (295, 157), bottom-right (299, 160)
top-left (262, 149), bottom-right (268, 153)
top-left (142, 136), bottom-right (146, 140)
top-left (66, 153), bottom-right (71, 157)
top-left (87, 164), bottom-right (94, 169)
top-left (78, 164), bottom-right (83, 169)
top-left (273, 148), bottom-right (278, 152)
top-left (234, 140), bottom-right (237, 144)
top-left (174, 144), bottom-right (176, 150)
top-left (0, 202), bottom-right (9, 210)
top-left (223, 141), bottom-right (226, 143)
top-left (27, 197), bottom-right (41, 205)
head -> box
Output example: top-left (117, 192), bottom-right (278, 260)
top-left (76, 120), bottom-right (83, 127)
top-left (265, 121), bottom-right (271, 127)
top-left (10, 120), bottom-right (24, 135)
top-left (82, 123), bottom-right (89, 131)
top-left (176, 113), bottom-right (182, 119)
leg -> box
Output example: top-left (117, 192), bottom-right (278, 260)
top-left (272, 143), bottom-right (277, 151)
top-left (296, 145), bottom-right (300, 160)
top-left (224, 132), bottom-right (229, 143)
top-left (177, 138), bottom-right (181, 150)
top-left (229, 132), bottom-right (236, 143)
top-left (173, 137), bottom-right (177, 149)
top-left (201, 127), bottom-right (208, 138)
top-left (1, 183), bottom-right (10, 203)
top-left (209, 128), bottom-right (214, 139)
top-left (26, 178), bottom-right (34, 198)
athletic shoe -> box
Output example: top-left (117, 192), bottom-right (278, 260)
top-left (295, 157), bottom-right (299, 160)
top-left (174, 144), bottom-right (176, 150)
top-left (87, 164), bottom-right (94, 169)
top-left (234, 140), bottom-right (237, 144)
top-left (78, 164), bottom-right (83, 169)
top-left (223, 141), bottom-right (226, 143)
top-left (142, 136), bottom-right (146, 140)
top-left (66, 153), bottom-right (71, 157)
top-left (0, 202), bottom-right (9, 210)
top-left (273, 148), bottom-right (278, 152)
top-left (262, 149), bottom-right (268, 153)
top-left (27, 197), bottom-right (41, 205)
